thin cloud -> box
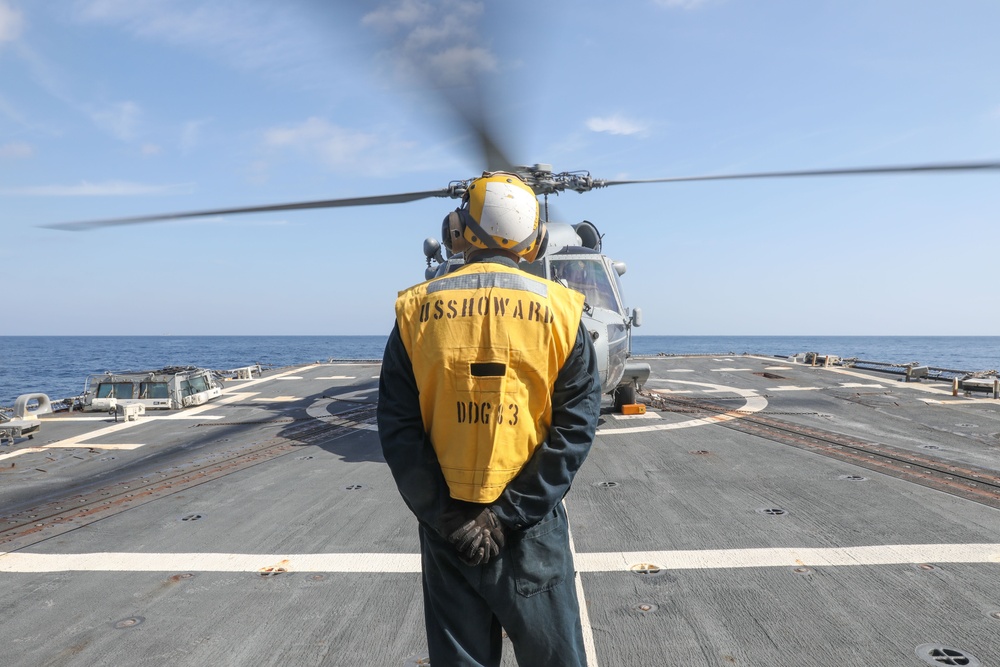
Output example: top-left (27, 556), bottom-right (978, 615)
top-left (0, 141), bottom-right (33, 158)
top-left (1, 181), bottom-right (195, 196)
top-left (0, 0), bottom-right (23, 44)
top-left (180, 118), bottom-right (211, 153)
top-left (264, 117), bottom-right (377, 157)
top-left (262, 116), bottom-right (419, 175)
top-left (586, 114), bottom-right (649, 136)
top-left (12, 38), bottom-right (146, 142)
top-left (71, 0), bottom-right (330, 85)
top-left (89, 100), bottom-right (141, 141)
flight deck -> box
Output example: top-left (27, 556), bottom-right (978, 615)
top-left (1, 355), bottom-right (998, 666)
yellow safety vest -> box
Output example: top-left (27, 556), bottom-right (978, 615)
top-left (395, 262), bottom-right (584, 502)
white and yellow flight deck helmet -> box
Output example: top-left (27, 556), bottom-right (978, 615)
top-left (443, 172), bottom-right (548, 263)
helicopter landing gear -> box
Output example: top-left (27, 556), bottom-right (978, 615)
top-left (612, 382), bottom-right (637, 413)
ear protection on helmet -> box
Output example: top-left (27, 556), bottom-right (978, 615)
top-left (442, 208), bottom-right (471, 255)
top-left (521, 222), bottom-right (548, 263)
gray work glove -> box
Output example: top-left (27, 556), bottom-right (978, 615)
top-left (443, 506), bottom-right (506, 566)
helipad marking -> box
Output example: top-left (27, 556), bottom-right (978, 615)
top-left (0, 392), bottom-right (261, 459)
top-left (222, 366), bottom-right (318, 391)
top-left (328, 389), bottom-right (379, 402)
top-left (826, 367), bottom-right (964, 397)
top-left (0, 447), bottom-right (46, 461)
top-left (157, 413), bottom-right (226, 421)
top-left (166, 392), bottom-right (259, 418)
top-left (0, 421), bottom-right (148, 460)
top-left (611, 411), bottom-right (661, 420)
top-left (0, 384), bottom-right (310, 461)
top-left (575, 544), bottom-right (1000, 572)
top-left (599, 380), bottom-right (767, 434)
top-left (52, 443), bottom-right (145, 451)
top-left (306, 398), bottom-right (378, 431)
top-left (4, 544), bottom-right (996, 574)
top-left (566, 512), bottom-right (599, 667)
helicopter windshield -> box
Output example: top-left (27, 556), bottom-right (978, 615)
top-left (549, 257), bottom-right (621, 313)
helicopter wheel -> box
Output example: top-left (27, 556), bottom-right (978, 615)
top-left (613, 382), bottom-right (637, 412)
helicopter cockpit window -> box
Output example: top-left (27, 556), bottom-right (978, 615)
top-left (550, 258), bottom-right (621, 313)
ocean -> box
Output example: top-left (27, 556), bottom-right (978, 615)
top-left (1, 335), bottom-right (998, 408)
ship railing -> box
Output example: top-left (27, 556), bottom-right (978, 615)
top-left (843, 358), bottom-right (997, 381)
top-left (216, 364), bottom-right (264, 381)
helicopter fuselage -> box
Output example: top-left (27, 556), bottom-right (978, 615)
top-left (424, 223), bottom-right (649, 405)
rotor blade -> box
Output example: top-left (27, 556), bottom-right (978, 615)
top-left (40, 189), bottom-right (454, 231)
top-left (602, 160), bottom-right (1000, 187)
top-left (445, 85), bottom-right (516, 173)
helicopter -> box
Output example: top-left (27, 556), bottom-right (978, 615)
top-left (418, 163), bottom-right (651, 410)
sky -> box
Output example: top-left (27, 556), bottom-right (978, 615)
top-left (1, 0), bottom-right (998, 336)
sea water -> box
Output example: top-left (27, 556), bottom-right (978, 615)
top-left (1, 335), bottom-right (998, 407)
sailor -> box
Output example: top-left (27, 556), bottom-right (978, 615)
top-left (378, 172), bottom-right (602, 666)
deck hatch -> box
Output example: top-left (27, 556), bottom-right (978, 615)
top-left (915, 644), bottom-right (980, 666)
top-left (756, 507), bottom-right (787, 516)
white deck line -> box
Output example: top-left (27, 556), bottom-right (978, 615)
top-left (2, 544), bottom-right (997, 573)
top-left (599, 380), bottom-right (767, 435)
top-left (575, 543), bottom-right (1000, 571)
top-left (220, 366), bottom-right (319, 391)
top-left (567, 506), bottom-right (599, 667)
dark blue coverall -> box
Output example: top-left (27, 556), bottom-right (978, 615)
top-left (377, 255), bottom-right (602, 667)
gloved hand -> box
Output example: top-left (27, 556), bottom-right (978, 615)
top-left (441, 505), bottom-right (506, 566)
